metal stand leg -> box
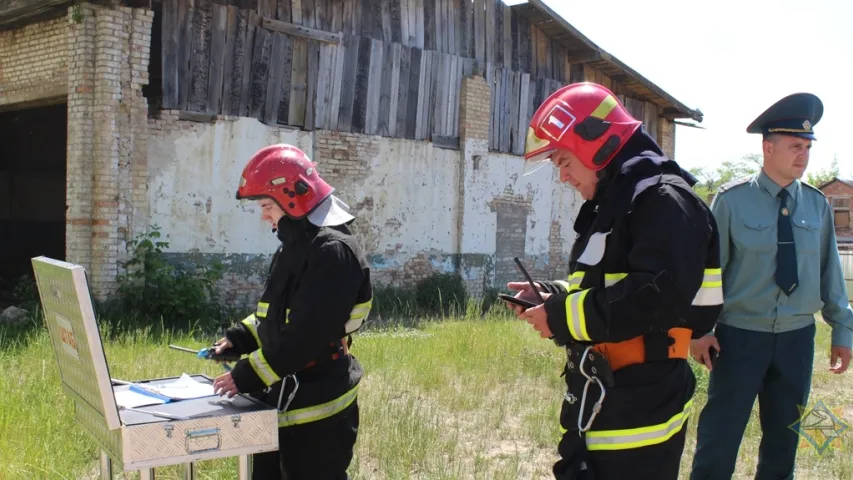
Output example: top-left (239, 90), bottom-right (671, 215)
top-left (139, 468), bottom-right (155, 480)
top-left (99, 451), bottom-right (112, 480)
top-left (182, 463), bottom-right (195, 480)
top-left (238, 454), bottom-right (252, 480)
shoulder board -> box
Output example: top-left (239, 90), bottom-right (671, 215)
top-left (801, 181), bottom-right (827, 197)
top-left (716, 176), bottom-right (752, 195)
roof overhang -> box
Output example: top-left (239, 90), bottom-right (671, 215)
top-left (511, 0), bottom-right (704, 124)
top-left (0, 0), bottom-right (148, 31)
top-left (0, 0), bottom-right (74, 30)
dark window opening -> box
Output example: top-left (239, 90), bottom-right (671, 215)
top-left (0, 103), bottom-right (67, 307)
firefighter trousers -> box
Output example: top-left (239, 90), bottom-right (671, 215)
top-left (250, 401), bottom-right (359, 480)
top-left (553, 360), bottom-right (695, 480)
top-left (554, 423), bottom-right (688, 480)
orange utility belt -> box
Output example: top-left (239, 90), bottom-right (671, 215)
top-left (591, 327), bottom-right (692, 372)
top-left (301, 338), bottom-right (350, 370)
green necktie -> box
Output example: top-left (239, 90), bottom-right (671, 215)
top-left (776, 188), bottom-right (798, 295)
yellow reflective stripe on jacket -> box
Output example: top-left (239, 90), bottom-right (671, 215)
top-left (248, 350), bottom-right (281, 387)
top-left (604, 273), bottom-right (627, 287)
top-left (286, 308), bottom-right (291, 324)
top-left (554, 280), bottom-right (571, 291)
top-left (585, 399), bottom-right (693, 451)
top-left (241, 314), bottom-right (261, 347)
top-left (602, 270), bottom-right (723, 306)
top-left (344, 299), bottom-right (372, 333)
top-left (568, 271), bottom-right (585, 292)
top-left (278, 385), bottom-right (359, 427)
top-left (564, 289), bottom-right (592, 341)
top-left (692, 268), bottom-right (723, 306)
top-left (256, 302), bottom-right (269, 319)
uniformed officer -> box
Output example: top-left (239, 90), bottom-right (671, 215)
top-left (508, 82), bottom-right (724, 480)
top-left (210, 144), bottom-right (373, 480)
top-left (689, 93), bottom-right (853, 479)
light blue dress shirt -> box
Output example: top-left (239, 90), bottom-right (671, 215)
top-left (711, 169), bottom-right (853, 348)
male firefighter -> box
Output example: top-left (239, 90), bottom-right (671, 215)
top-left (210, 144), bottom-right (373, 480)
top-left (507, 82), bottom-right (724, 480)
top-left (689, 93), bottom-right (853, 479)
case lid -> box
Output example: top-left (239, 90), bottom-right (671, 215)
top-left (31, 256), bottom-right (122, 430)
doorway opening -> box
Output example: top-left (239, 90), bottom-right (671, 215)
top-left (0, 101), bottom-right (67, 308)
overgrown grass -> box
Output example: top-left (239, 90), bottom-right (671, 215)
top-left (2, 307), bottom-right (852, 479)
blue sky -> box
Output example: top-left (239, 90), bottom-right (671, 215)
top-left (517, 0), bottom-right (852, 178)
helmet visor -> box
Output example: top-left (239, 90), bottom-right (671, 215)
top-left (522, 125), bottom-right (557, 176)
top-left (522, 146), bottom-right (556, 176)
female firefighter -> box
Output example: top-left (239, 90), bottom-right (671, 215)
top-left (507, 83), bottom-right (724, 480)
top-left (210, 144), bottom-right (373, 480)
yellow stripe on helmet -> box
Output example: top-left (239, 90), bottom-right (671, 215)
top-left (590, 95), bottom-right (618, 120)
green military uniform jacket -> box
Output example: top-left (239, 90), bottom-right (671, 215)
top-left (711, 169), bottom-right (853, 348)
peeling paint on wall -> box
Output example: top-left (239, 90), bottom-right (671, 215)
top-left (147, 114), bottom-right (313, 255)
top-left (146, 114), bottom-right (583, 306)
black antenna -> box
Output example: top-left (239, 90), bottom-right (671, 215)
top-left (513, 257), bottom-right (544, 303)
top-left (513, 256), bottom-right (560, 345)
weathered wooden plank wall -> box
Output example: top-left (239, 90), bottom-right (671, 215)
top-left (160, 0), bottom-right (662, 153)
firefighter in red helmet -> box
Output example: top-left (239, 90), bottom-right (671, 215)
top-left (507, 83), bottom-right (723, 480)
top-left (211, 144), bottom-right (373, 480)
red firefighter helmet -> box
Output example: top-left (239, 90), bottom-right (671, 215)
top-left (523, 82), bottom-right (642, 175)
top-left (236, 144), bottom-right (334, 220)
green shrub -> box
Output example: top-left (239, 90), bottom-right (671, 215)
top-left (414, 272), bottom-right (468, 317)
top-left (106, 226), bottom-right (224, 329)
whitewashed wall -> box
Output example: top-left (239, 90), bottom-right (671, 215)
top-left (146, 115), bottom-right (582, 300)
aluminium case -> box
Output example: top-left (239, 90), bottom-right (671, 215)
top-left (31, 256), bottom-right (279, 471)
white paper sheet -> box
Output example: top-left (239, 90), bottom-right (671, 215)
top-left (114, 389), bottom-right (168, 409)
top-left (133, 373), bottom-right (216, 400)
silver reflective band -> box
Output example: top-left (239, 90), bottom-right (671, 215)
top-left (692, 269), bottom-right (723, 306)
top-left (344, 299), bottom-right (372, 334)
top-left (249, 350), bottom-right (281, 387)
top-left (565, 289), bottom-right (592, 342)
top-left (278, 384), bottom-right (359, 427)
top-left (585, 399), bottom-right (694, 451)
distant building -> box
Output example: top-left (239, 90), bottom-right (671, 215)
top-left (818, 178), bottom-right (853, 249)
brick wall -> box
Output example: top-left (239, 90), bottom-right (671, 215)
top-left (658, 118), bottom-right (676, 159)
top-left (313, 129), bottom-right (381, 252)
top-left (313, 130), bottom-right (377, 189)
top-left (459, 75), bottom-right (490, 143)
top-left (459, 75), bottom-right (491, 296)
top-left (490, 189), bottom-right (531, 288)
top-left (820, 180), bottom-right (853, 198)
top-left (0, 3), bottom-right (152, 299)
top-left (0, 16), bottom-right (67, 107)
top-left (66, 10), bottom-right (95, 271)
top-left (820, 180), bottom-right (853, 234)
top-left (64, 3), bottom-right (153, 298)
top-left (548, 220), bottom-right (569, 280)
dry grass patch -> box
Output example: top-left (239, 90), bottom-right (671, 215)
top-left (2, 314), bottom-right (852, 479)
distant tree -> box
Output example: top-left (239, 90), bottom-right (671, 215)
top-left (689, 154), bottom-right (761, 204)
top-left (806, 154), bottom-right (841, 187)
